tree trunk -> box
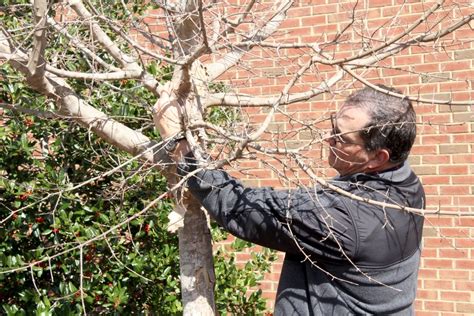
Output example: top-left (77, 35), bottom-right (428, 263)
top-left (179, 198), bottom-right (215, 315)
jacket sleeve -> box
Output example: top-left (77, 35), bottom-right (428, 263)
top-left (181, 164), bottom-right (357, 262)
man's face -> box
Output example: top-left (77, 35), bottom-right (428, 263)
top-left (327, 105), bottom-right (374, 176)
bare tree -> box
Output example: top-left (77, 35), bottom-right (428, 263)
top-left (1, 0), bottom-right (473, 314)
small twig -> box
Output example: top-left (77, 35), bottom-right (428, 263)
top-left (79, 246), bottom-right (87, 316)
top-left (30, 265), bottom-right (42, 297)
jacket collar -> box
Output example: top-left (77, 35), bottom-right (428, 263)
top-left (334, 162), bottom-right (412, 184)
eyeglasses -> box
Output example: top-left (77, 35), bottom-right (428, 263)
top-left (329, 113), bottom-right (366, 146)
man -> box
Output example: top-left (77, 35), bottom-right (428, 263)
top-left (155, 85), bottom-right (425, 315)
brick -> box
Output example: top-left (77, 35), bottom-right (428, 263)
top-left (440, 81), bottom-right (470, 92)
top-left (423, 186), bottom-right (438, 195)
top-left (456, 70), bottom-right (474, 80)
top-left (453, 154), bottom-right (474, 163)
top-left (455, 260), bottom-right (474, 269)
top-left (417, 123), bottom-right (437, 134)
top-left (392, 74), bottom-right (420, 85)
top-left (420, 113), bottom-right (452, 123)
top-left (454, 49), bottom-right (474, 60)
top-left (414, 63), bottom-right (441, 73)
top-left (367, 0), bottom-right (392, 7)
top-left (438, 248), bottom-right (468, 258)
top-left (423, 257), bottom-right (454, 268)
top-left (441, 312), bottom-right (467, 316)
top-left (407, 155), bottom-right (421, 165)
top-left (421, 72), bottom-right (450, 83)
top-left (424, 301), bottom-right (454, 312)
top-left (423, 238), bottom-right (454, 248)
top-left (421, 247), bottom-right (438, 259)
top-left (456, 218), bottom-right (474, 227)
top-left (451, 176), bottom-right (474, 184)
top-left (424, 52), bottom-right (452, 63)
top-left (439, 122), bottom-right (470, 133)
top-left (411, 145), bottom-right (437, 155)
top-left (420, 175), bottom-right (450, 185)
top-left (439, 165), bottom-right (469, 175)
top-left (421, 155), bottom-right (450, 164)
top-left (452, 134), bottom-right (474, 142)
top-left (418, 268), bottom-right (437, 278)
top-left (456, 303), bottom-right (474, 313)
top-left (382, 6), bottom-right (406, 17)
top-left (423, 279), bottom-right (454, 290)
top-left (455, 238), bottom-right (474, 248)
top-left (439, 144), bottom-right (469, 154)
top-left (301, 15), bottom-right (326, 26)
top-left (426, 195), bottom-right (452, 205)
top-left (455, 281), bottom-right (474, 292)
top-left (438, 104), bottom-right (470, 113)
top-left (259, 179), bottom-right (287, 187)
top-left (439, 270), bottom-right (469, 280)
top-left (395, 54), bottom-right (424, 65)
top-left (453, 112), bottom-right (474, 122)
top-left (439, 227), bottom-right (470, 237)
top-left (417, 289), bottom-right (438, 300)
top-left (258, 281), bottom-right (274, 291)
top-left (414, 311), bottom-right (438, 316)
top-left (280, 18), bottom-right (300, 28)
top-left (262, 290), bottom-right (277, 300)
top-left (452, 91), bottom-right (474, 102)
top-left (412, 165), bottom-right (437, 175)
top-left (439, 185), bottom-right (471, 195)
top-left (440, 291), bottom-right (472, 301)
top-left (415, 301), bottom-right (432, 316)
top-left (263, 68), bottom-right (286, 78)
top-left (421, 135), bottom-right (450, 144)
top-left (455, 196), bottom-right (474, 206)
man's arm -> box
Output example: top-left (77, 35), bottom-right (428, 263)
top-left (180, 162), bottom-right (357, 262)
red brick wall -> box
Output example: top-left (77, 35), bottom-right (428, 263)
top-left (217, 1), bottom-right (473, 314)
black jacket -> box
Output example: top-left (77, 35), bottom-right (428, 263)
top-left (181, 162), bottom-right (425, 315)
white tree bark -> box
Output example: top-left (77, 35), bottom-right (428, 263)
top-left (178, 199), bottom-right (215, 316)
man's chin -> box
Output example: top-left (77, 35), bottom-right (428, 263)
top-left (328, 157), bottom-right (345, 175)
top-left (328, 154), bottom-right (337, 168)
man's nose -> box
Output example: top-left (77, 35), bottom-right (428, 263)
top-left (324, 131), bottom-right (335, 145)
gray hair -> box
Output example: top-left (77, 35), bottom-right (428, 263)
top-left (345, 85), bottom-right (417, 164)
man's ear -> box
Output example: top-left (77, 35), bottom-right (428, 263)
top-left (368, 149), bottom-right (391, 170)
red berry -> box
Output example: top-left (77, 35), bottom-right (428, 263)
top-left (24, 118), bottom-right (34, 127)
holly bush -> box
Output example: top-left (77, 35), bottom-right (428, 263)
top-left (0, 2), bottom-right (277, 314)
top-left (0, 70), bottom-right (276, 316)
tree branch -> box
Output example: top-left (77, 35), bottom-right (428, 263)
top-left (45, 65), bottom-right (142, 80)
top-left (27, 0), bottom-right (48, 79)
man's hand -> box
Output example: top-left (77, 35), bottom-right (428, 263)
top-left (153, 83), bottom-right (183, 139)
top-left (153, 83), bottom-right (192, 159)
